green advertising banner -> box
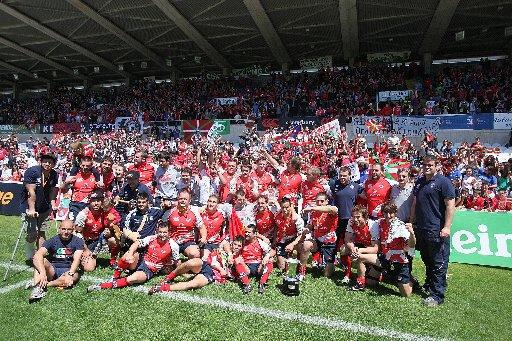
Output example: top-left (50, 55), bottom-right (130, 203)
top-left (213, 119), bottom-right (230, 135)
top-left (450, 210), bottom-right (512, 268)
top-left (0, 124), bottom-right (38, 134)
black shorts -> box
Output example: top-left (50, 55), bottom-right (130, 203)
top-left (247, 263), bottom-right (260, 277)
top-left (136, 259), bottom-right (155, 280)
top-left (316, 240), bottom-right (336, 264)
top-left (179, 241), bottom-right (198, 254)
top-left (203, 243), bottom-right (219, 252)
top-left (392, 262), bottom-right (411, 284)
top-left (52, 266), bottom-right (69, 280)
top-left (85, 238), bottom-right (102, 255)
top-left (200, 262), bottom-right (215, 283)
top-left (276, 240), bottom-right (294, 258)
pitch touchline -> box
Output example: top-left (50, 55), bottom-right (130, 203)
top-left (0, 280), bottom-right (30, 294)
top-left (0, 262), bottom-right (447, 341)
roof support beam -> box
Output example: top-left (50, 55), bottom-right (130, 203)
top-left (242, 0), bottom-right (291, 65)
top-left (151, 0), bottom-right (231, 69)
top-left (66, 0), bottom-right (170, 70)
top-left (0, 60), bottom-right (49, 82)
top-left (339, 0), bottom-right (359, 61)
top-left (0, 2), bottom-right (130, 78)
top-left (419, 0), bottom-right (460, 54)
top-left (0, 35), bottom-right (89, 81)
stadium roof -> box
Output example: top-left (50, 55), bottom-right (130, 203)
top-left (0, 0), bottom-right (511, 89)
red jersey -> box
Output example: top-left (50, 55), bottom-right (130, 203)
top-left (219, 172), bottom-right (236, 202)
top-left (301, 180), bottom-right (327, 208)
top-left (128, 162), bottom-right (155, 187)
top-left (101, 171), bottom-right (115, 192)
top-left (494, 197), bottom-right (512, 211)
top-left (236, 176), bottom-right (258, 203)
top-left (275, 212), bottom-right (304, 243)
top-left (201, 210), bottom-right (226, 244)
top-left (167, 207), bottom-right (203, 244)
top-left (139, 235), bottom-right (179, 272)
top-left (206, 250), bottom-right (227, 283)
top-left (239, 238), bottom-right (271, 264)
top-left (278, 169), bottom-right (303, 203)
top-left (250, 170), bottom-right (274, 192)
top-left (255, 209), bottom-right (276, 241)
top-left (310, 211), bottom-right (338, 244)
top-left (75, 208), bottom-right (106, 240)
top-left (364, 177), bottom-right (391, 217)
top-left (72, 172), bottom-right (97, 203)
top-left (378, 218), bottom-right (409, 264)
top-left (473, 196), bottom-right (497, 211)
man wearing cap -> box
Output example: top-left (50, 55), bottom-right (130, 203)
top-left (21, 152), bottom-right (59, 262)
top-left (115, 170), bottom-right (153, 225)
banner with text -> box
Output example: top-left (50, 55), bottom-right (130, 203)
top-left (377, 90), bottom-right (412, 103)
top-left (450, 210), bottom-right (512, 269)
top-left (493, 113), bottom-right (512, 130)
top-left (214, 97), bottom-right (238, 106)
top-left (0, 181), bottom-right (23, 216)
top-left (114, 116), bottom-right (144, 133)
top-left (0, 125), bottom-right (38, 134)
top-left (392, 116), bottom-right (440, 136)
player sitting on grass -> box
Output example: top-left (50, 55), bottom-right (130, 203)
top-left (86, 224), bottom-right (178, 292)
top-left (232, 224), bottom-right (275, 294)
top-left (148, 242), bottom-right (231, 294)
top-left (27, 220), bottom-right (84, 303)
top-left (351, 201), bottom-right (414, 297)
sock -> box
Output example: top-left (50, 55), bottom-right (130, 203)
top-left (297, 264), bottom-right (306, 276)
top-left (25, 242), bottom-right (35, 260)
top-left (259, 263), bottom-right (273, 285)
top-left (356, 276), bottom-right (366, 286)
top-left (100, 281), bottom-right (113, 289)
top-left (341, 255), bottom-right (352, 277)
top-left (113, 258), bottom-right (130, 279)
top-left (234, 262), bottom-right (250, 285)
top-left (109, 245), bottom-right (119, 260)
top-left (312, 252), bottom-right (321, 265)
top-left (160, 283), bottom-right (171, 292)
top-left (111, 277), bottom-right (129, 289)
top-left (165, 271), bottom-right (177, 282)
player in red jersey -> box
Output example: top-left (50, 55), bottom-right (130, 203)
top-left (360, 163), bottom-right (391, 219)
top-left (127, 151), bottom-right (155, 188)
top-left (351, 201), bottom-right (413, 297)
top-left (148, 244), bottom-right (231, 294)
top-left (74, 190), bottom-right (111, 272)
top-left (200, 195), bottom-right (231, 260)
top-left (255, 195), bottom-right (277, 244)
top-left (302, 193), bottom-right (338, 278)
top-left (261, 149), bottom-right (304, 204)
top-left (167, 190), bottom-right (207, 259)
top-left (235, 162), bottom-right (259, 203)
top-left (99, 157), bottom-right (115, 194)
top-left (274, 197), bottom-right (305, 276)
top-left (300, 167), bottom-right (331, 211)
top-left (64, 154), bottom-right (99, 221)
top-left (232, 224), bottom-right (275, 294)
top-left (339, 205), bottom-right (378, 284)
top-left (87, 224), bottom-right (179, 292)
top-left (217, 160), bottom-right (238, 203)
top-left (250, 158), bottom-right (275, 194)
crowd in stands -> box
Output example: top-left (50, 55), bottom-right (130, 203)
top-left (1, 59), bottom-right (511, 127)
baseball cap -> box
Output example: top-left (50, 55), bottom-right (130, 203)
top-left (90, 190), bottom-right (105, 200)
top-left (39, 152), bottom-right (57, 163)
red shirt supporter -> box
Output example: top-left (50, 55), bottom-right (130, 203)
top-left (167, 207), bottom-right (203, 244)
top-left (239, 238), bottom-right (271, 264)
top-left (473, 196), bottom-right (497, 211)
top-left (140, 235), bottom-right (179, 272)
top-left (255, 209), bottom-right (276, 240)
top-left (363, 168), bottom-right (391, 218)
top-left (128, 162), bottom-right (154, 187)
top-left (75, 207), bottom-right (106, 240)
top-left (309, 211), bottom-right (338, 244)
top-left (102, 171), bottom-right (115, 192)
top-left (201, 209), bottom-right (226, 244)
top-left (236, 173), bottom-right (258, 203)
top-left (219, 161), bottom-right (238, 202)
top-left (494, 194), bottom-right (512, 211)
top-left (251, 159), bottom-right (274, 192)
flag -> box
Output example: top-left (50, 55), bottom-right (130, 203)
top-left (229, 207), bottom-right (245, 240)
top-left (384, 160), bottom-right (411, 181)
top-left (365, 119), bottom-right (384, 134)
top-left (182, 120), bottom-right (213, 142)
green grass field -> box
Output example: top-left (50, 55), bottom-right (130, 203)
top-left (0, 215), bottom-right (511, 341)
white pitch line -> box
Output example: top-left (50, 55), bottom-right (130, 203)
top-left (0, 262), bottom-right (447, 341)
top-left (0, 280), bottom-right (30, 294)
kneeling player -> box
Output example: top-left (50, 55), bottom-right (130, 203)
top-left (353, 201), bottom-right (413, 297)
top-left (86, 224), bottom-right (178, 292)
top-left (232, 224), bottom-right (275, 294)
top-left (302, 192), bottom-right (338, 278)
top-left (148, 245), bottom-right (229, 294)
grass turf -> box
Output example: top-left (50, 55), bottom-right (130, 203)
top-left (0, 215), bottom-right (511, 340)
